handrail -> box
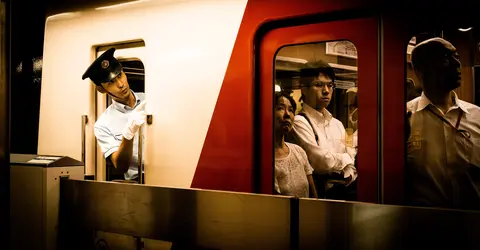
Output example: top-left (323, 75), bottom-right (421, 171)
top-left (81, 115), bottom-right (88, 175)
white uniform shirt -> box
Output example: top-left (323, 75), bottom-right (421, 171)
top-left (288, 104), bottom-right (357, 179)
top-left (275, 142), bottom-right (314, 198)
top-left (94, 91), bottom-right (145, 180)
top-left (406, 91), bottom-right (480, 209)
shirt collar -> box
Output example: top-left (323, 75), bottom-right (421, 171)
top-left (302, 103), bottom-right (333, 124)
top-left (111, 90), bottom-right (141, 113)
top-left (417, 91), bottom-right (470, 114)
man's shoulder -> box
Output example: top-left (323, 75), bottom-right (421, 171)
top-left (458, 99), bottom-right (480, 114)
top-left (406, 97), bottom-right (421, 113)
top-left (94, 105), bottom-right (119, 129)
top-left (293, 114), bottom-right (310, 126)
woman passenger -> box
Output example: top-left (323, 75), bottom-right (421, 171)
top-left (274, 92), bottom-right (318, 198)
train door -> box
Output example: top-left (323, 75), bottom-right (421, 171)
top-left (94, 41), bottom-right (146, 181)
top-left (259, 17), bottom-right (380, 203)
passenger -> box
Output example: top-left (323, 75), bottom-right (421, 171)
top-left (82, 48), bottom-right (147, 182)
top-left (406, 37), bottom-right (480, 209)
top-left (346, 87), bottom-right (358, 150)
top-left (287, 61), bottom-right (357, 200)
top-left (274, 92), bottom-right (318, 198)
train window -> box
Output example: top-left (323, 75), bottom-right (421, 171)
top-left (274, 40), bottom-right (358, 200)
top-left (405, 28), bottom-right (480, 210)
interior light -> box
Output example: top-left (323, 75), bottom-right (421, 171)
top-left (275, 84), bottom-right (281, 92)
top-left (276, 56), bottom-right (308, 64)
top-left (458, 27), bottom-right (472, 32)
top-left (95, 0), bottom-right (149, 10)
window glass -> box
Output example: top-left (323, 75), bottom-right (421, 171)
top-left (273, 40), bottom-right (359, 201)
top-left (405, 27), bottom-right (480, 210)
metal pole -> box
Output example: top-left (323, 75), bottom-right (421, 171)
top-left (81, 115), bottom-right (88, 175)
top-left (137, 126), bottom-right (143, 184)
top-left (0, 0), bottom-right (10, 246)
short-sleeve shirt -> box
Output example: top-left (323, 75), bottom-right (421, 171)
top-left (274, 142), bottom-right (314, 198)
top-left (94, 91), bottom-right (145, 180)
top-left (406, 91), bottom-right (480, 209)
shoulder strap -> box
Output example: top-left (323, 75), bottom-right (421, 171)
top-left (298, 112), bottom-right (319, 146)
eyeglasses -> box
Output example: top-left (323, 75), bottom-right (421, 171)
top-left (301, 81), bottom-right (336, 89)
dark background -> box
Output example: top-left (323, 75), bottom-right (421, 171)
top-left (10, 0), bottom-right (133, 154)
top-left (10, 0), bottom-right (46, 154)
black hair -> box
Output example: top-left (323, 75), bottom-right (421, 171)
top-left (299, 60), bottom-right (336, 85)
top-left (275, 91), bottom-right (297, 113)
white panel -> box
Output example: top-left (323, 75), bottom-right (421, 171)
top-left (38, 0), bottom-right (248, 187)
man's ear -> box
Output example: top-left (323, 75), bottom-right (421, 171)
top-left (96, 85), bottom-right (106, 94)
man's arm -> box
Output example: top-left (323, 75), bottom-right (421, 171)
top-left (112, 100), bottom-right (148, 173)
top-left (291, 116), bottom-right (354, 174)
top-left (95, 100), bottom-right (147, 174)
top-left (109, 137), bottom-right (135, 173)
top-left (94, 125), bottom-right (132, 174)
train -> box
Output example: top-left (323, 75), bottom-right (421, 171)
top-left (33, 0), bottom-right (480, 207)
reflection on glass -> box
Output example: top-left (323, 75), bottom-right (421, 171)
top-left (274, 41), bottom-right (359, 201)
top-left (405, 31), bottom-right (480, 210)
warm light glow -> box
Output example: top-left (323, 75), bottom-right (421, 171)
top-left (458, 27), bottom-right (472, 32)
top-left (276, 56), bottom-right (308, 64)
top-left (328, 63), bottom-right (357, 71)
top-left (46, 12), bottom-right (80, 21)
top-left (95, 0), bottom-right (149, 10)
top-left (275, 84), bottom-right (281, 92)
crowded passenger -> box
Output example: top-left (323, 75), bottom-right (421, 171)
top-left (287, 61), bottom-right (357, 200)
top-left (406, 37), bottom-right (480, 209)
top-left (274, 91), bottom-right (318, 198)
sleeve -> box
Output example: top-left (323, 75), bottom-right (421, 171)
top-left (94, 123), bottom-right (120, 159)
top-left (291, 116), bottom-right (354, 174)
top-left (297, 145), bottom-right (313, 175)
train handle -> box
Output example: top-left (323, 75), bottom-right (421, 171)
top-left (81, 115), bottom-right (88, 175)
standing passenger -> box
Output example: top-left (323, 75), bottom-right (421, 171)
top-left (406, 37), bottom-right (480, 209)
top-left (82, 48), bottom-right (147, 182)
top-left (274, 92), bottom-right (318, 198)
top-left (288, 61), bottom-right (357, 199)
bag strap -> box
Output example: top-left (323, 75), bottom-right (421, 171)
top-left (297, 112), bottom-right (319, 146)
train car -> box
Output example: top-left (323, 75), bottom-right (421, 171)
top-left (36, 0), bottom-right (480, 207)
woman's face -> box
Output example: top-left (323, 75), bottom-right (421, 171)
top-left (275, 96), bottom-right (295, 135)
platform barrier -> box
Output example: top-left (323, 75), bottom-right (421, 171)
top-left (58, 179), bottom-right (293, 250)
top-left (58, 179), bottom-right (480, 250)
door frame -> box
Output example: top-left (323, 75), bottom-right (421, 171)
top-left (94, 41), bottom-right (146, 181)
top-left (256, 16), bottom-right (380, 203)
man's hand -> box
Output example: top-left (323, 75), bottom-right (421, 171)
top-left (122, 100), bottom-right (147, 140)
top-left (343, 164), bottom-right (357, 186)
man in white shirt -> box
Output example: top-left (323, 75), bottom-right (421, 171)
top-left (288, 61), bottom-right (357, 199)
top-left (82, 48), bottom-right (147, 182)
top-left (406, 37), bottom-right (480, 209)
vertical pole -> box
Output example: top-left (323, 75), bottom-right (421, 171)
top-left (81, 115), bottom-right (88, 175)
top-left (137, 126), bottom-right (143, 184)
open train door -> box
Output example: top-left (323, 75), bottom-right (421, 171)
top-left (95, 42), bottom-right (146, 181)
top-left (258, 16), bottom-right (380, 203)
